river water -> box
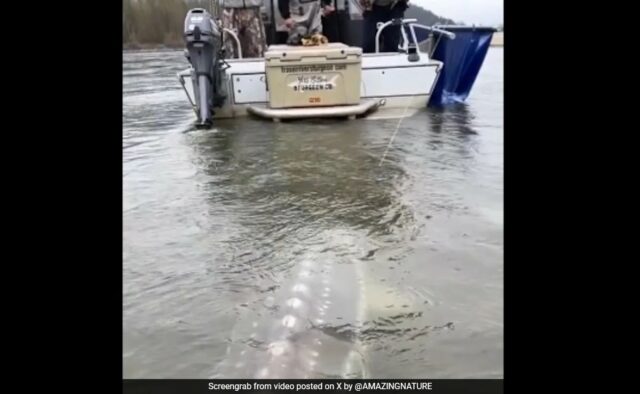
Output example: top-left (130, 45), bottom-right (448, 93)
top-left (123, 47), bottom-right (503, 378)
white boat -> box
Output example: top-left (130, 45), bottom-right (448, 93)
top-left (175, 6), bottom-right (498, 127)
top-left (179, 48), bottom-right (444, 120)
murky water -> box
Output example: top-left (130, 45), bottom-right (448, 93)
top-left (123, 48), bottom-right (503, 378)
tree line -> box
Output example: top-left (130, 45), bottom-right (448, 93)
top-left (123, 0), bottom-right (456, 48)
top-left (404, 5), bottom-right (455, 26)
top-left (123, 0), bottom-right (210, 48)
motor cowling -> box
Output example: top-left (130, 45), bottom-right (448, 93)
top-left (184, 9), bottom-right (222, 127)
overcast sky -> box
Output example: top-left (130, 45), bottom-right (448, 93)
top-left (410, 0), bottom-right (503, 26)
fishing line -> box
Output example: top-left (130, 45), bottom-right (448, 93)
top-left (378, 20), bottom-right (416, 167)
top-left (378, 99), bottom-right (410, 167)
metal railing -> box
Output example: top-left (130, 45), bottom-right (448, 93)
top-left (375, 19), bottom-right (456, 54)
top-left (222, 27), bottom-right (243, 59)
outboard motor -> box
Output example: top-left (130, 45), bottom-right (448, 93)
top-left (184, 9), bottom-right (222, 127)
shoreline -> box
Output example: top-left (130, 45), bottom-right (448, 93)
top-left (123, 42), bottom-right (182, 51)
top-left (123, 33), bottom-right (505, 51)
top-left (490, 32), bottom-right (503, 47)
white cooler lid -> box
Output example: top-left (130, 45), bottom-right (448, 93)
top-left (265, 43), bottom-right (362, 61)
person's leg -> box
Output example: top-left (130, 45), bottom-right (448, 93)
top-left (335, 10), bottom-right (350, 44)
top-left (310, 4), bottom-right (323, 35)
top-left (382, 5), bottom-right (406, 52)
top-left (322, 13), bottom-right (339, 42)
top-left (382, 28), bottom-right (400, 52)
top-left (222, 8), bottom-right (238, 58)
top-left (362, 6), bottom-right (385, 53)
top-left (241, 8), bottom-right (267, 58)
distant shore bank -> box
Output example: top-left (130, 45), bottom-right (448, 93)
top-left (123, 42), bottom-right (182, 51)
top-left (491, 32), bottom-right (503, 46)
top-left (123, 31), bottom-right (505, 51)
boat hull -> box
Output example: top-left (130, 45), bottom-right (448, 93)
top-left (179, 53), bottom-right (442, 120)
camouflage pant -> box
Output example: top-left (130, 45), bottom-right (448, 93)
top-left (222, 8), bottom-right (267, 59)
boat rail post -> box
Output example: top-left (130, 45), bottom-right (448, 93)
top-left (411, 24), bottom-right (456, 40)
top-left (223, 28), bottom-right (243, 59)
top-left (375, 18), bottom-right (418, 53)
top-left (409, 24), bottom-right (455, 57)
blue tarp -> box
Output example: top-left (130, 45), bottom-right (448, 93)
top-left (421, 26), bottom-right (495, 107)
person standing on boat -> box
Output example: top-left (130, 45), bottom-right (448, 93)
top-left (321, 0), bottom-right (339, 42)
top-left (278, 0), bottom-right (334, 43)
top-left (360, 0), bottom-right (409, 53)
top-left (220, 0), bottom-right (268, 58)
